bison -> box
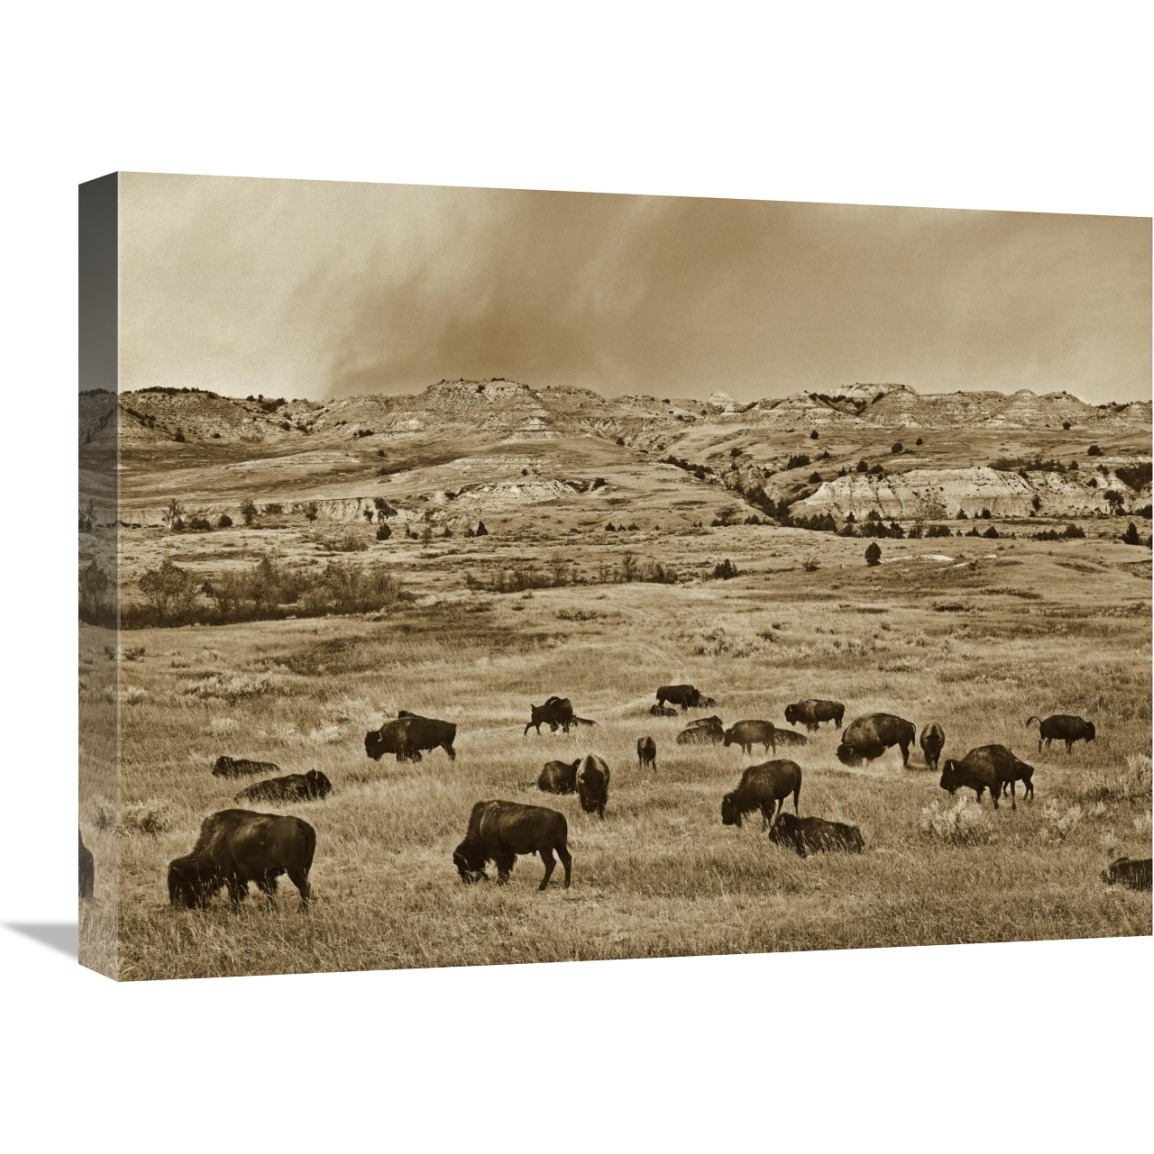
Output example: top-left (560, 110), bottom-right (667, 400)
top-left (1101, 856), bottom-right (1152, 891)
top-left (919, 722), bottom-right (945, 771)
top-left (637, 736), bottom-right (657, 771)
top-left (524, 696), bottom-right (575, 736)
top-left (453, 800), bottom-right (572, 890)
top-left (773, 729), bottom-right (809, 749)
top-left (723, 719), bottom-right (776, 757)
top-left (676, 715), bottom-right (725, 745)
top-left (656, 684), bottom-right (714, 712)
top-left (767, 812), bottom-right (864, 858)
top-left (538, 758), bottom-right (581, 794)
top-left (234, 770), bottom-right (333, 805)
top-left (1026, 714), bottom-right (1096, 754)
top-left (576, 754), bottom-right (611, 819)
top-left (212, 756), bottom-right (281, 779)
top-left (784, 699), bottom-right (845, 731)
top-left (836, 713), bottom-right (916, 768)
top-left (940, 745), bottom-right (1034, 810)
top-left (79, 830), bottom-right (94, 899)
top-left (168, 809), bottom-right (316, 910)
top-left (720, 760), bottom-right (802, 829)
top-left (365, 713), bottom-right (456, 762)
top-left (649, 703), bottom-right (679, 717)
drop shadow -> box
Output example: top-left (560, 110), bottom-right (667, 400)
top-left (6, 922), bottom-right (78, 958)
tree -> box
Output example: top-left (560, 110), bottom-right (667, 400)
top-left (808, 471), bottom-right (822, 484)
top-left (241, 499), bottom-right (257, 526)
top-left (809, 430), bottom-right (819, 440)
top-left (217, 513), bottom-right (233, 529)
top-left (78, 559), bottom-right (111, 622)
top-left (163, 497), bottom-right (185, 531)
top-left (1088, 444), bottom-right (1103, 457)
top-left (891, 442), bottom-right (903, 454)
top-left (1122, 522), bottom-right (1142, 545)
top-left (864, 542), bottom-right (882, 567)
top-left (376, 522), bottom-right (392, 541)
top-left (139, 559), bottom-right (198, 624)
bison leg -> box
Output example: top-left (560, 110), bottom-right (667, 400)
top-left (256, 873), bottom-right (279, 904)
top-left (286, 866), bottom-right (311, 910)
top-left (1007, 781), bottom-right (1017, 810)
top-left (792, 784), bottom-right (801, 814)
top-left (899, 741), bottom-right (911, 767)
top-left (556, 843), bottom-right (572, 888)
top-left (1065, 740), bottom-right (1073, 754)
top-left (538, 848), bottom-right (556, 891)
top-left (494, 850), bottom-right (516, 884)
top-left (1025, 778), bottom-right (1034, 802)
top-left (224, 876), bottom-right (249, 904)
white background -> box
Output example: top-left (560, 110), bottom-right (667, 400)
top-left (1, 4), bottom-right (1150, 1150)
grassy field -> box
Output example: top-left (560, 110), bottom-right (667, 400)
top-left (81, 524), bottom-right (1152, 980)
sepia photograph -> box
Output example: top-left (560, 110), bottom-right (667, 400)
top-left (78, 173), bottom-right (1151, 981)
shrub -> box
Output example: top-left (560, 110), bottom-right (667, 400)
top-left (808, 471), bottom-right (823, 484)
top-left (891, 442), bottom-right (903, 454)
top-left (856, 459), bottom-right (869, 473)
top-left (864, 542), bottom-right (882, 567)
top-left (1087, 444), bottom-right (1103, 456)
top-left (1037, 801), bottom-right (1084, 843)
top-left (1116, 463), bottom-right (1153, 491)
top-left (1122, 522), bottom-right (1142, 545)
top-left (241, 499), bottom-right (257, 526)
top-left (786, 454), bottom-right (812, 470)
top-left (187, 516), bottom-right (212, 532)
top-left (305, 501), bottom-right (319, 522)
top-left (712, 558), bottom-right (740, 580)
top-left (1062, 421), bottom-right (1071, 430)
top-left (138, 559), bottom-right (199, 624)
top-left (919, 798), bottom-right (993, 845)
top-left (124, 687), bottom-right (148, 704)
top-left (217, 513), bottom-right (233, 529)
top-left (95, 798), bottom-right (175, 836)
top-left (915, 437), bottom-right (923, 445)
top-left (375, 522), bottom-right (392, 541)
top-left (802, 558), bottom-right (819, 573)
top-left (79, 560), bottom-right (113, 625)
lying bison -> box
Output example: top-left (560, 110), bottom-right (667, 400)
top-left (168, 809), bottom-right (316, 910)
top-left (919, 722), bottom-right (945, 771)
top-left (721, 760), bottom-right (802, 829)
top-left (1101, 856), bottom-right (1152, 891)
top-left (235, 770), bottom-right (333, 805)
top-left (767, 812), bottom-right (864, 858)
top-left (676, 715), bottom-right (725, 745)
top-left (773, 729), bottom-right (808, 749)
top-left (212, 756), bottom-right (281, 779)
top-left (940, 745), bottom-right (1034, 809)
top-left (525, 696), bottom-right (575, 736)
top-left (723, 719), bottom-right (776, 757)
top-left (784, 699), bottom-right (845, 731)
top-left (656, 684), bottom-right (716, 712)
top-left (1026, 714), bottom-right (1096, 754)
top-left (365, 713), bottom-right (456, 762)
top-left (538, 758), bottom-right (580, 794)
top-left (649, 703), bottom-right (679, 717)
top-left (453, 800), bottom-right (572, 890)
top-left (836, 713), bottom-right (916, 768)
top-left (79, 830), bottom-right (94, 899)
top-left (637, 736), bottom-right (657, 771)
top-left (576, 754), bottom-right (610, 819)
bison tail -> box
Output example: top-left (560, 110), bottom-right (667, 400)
top-left (1025, 716), bottom-right (1042, 729)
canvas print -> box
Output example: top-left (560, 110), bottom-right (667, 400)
top-left (79, 173), bottom-right (1152, 981)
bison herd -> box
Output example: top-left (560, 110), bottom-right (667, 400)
top-left (78, 686), bottom-right (1149, 910)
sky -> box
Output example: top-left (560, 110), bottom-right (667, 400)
top-left (117, 173), bottom-right (1152, 404)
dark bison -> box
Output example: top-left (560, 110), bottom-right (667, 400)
top-left (767, 812), bottom-right (864, 858)
top-left (656, 684), bottom-right (715, 712)
top-left (723, 719), bottom-right (776, 757)
top-left (721, 760), bottom-right (802, 829)
top-left (576, 754), bottom-right (610, 819)
top-left (365, 713), bottom-right (456, 762)
top-left (676, 715), bottom-right (725, 745)
top-left (524, 696), bottom-right (575, 736)
top-left (234, 770), bottom-right (333, 805)
top-left (538, 758), bottom-right (580, 794)
top-left (637, 736), bottom-right (657, 771)
top-left (940, 745), bottom-right (1034, 809)
top-left (1101, 856), bottom-right (1152, 891)
top-left (649, 703), bottom-right (678, 717)
top-left (836, 713), bottom-right (916, 767)
top-left (919, 722), bottom-right (945, 771)
top-left (79, 830), bottom-right (94, 899)
top-left (212, 756), bottom-right (281, 778)
top-left (453, 800), bottom-right (572, 890)
top-left (784, 699), bottom-right (845, 731)
top-left (773, 729), bottom-right (808, 749)
top-left (168, 809), bottom-right (316, 910)
top-left (1026, 714), bottom-right (1096, 754)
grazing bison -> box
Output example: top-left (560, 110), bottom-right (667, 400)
top-left (168, 809), bottom-right (316, 910)
top-left (453, 800), bottom-right (572, 890)
top-left (1101, 856), bottom-right (1152, 891)
top-left (1026, 714), bottom-right (1096, 754)
top-left (79, 830), bottom-right (94, 899)
top-left (649, 703), bottom-right (679, 717)
top-left (524, 696), bottom-right (575, 736)
top-left (656, 684), bottom-right (713, 712)
top-left (676, 715), bottom-right (725, 745)
top-left (836, 713), bottom-right (916, 768)
top-left (538, 758), bottom-right (580, 795)
top-left (212, 756), bottom-right (281, 779)
top-left (637, 736), bottom-right (657, 771)
top-left (919, 722), bottom-right (945, 771)
top-left (365, 713), bottom-right (456, 762)
top-left (723, 719), bottom-right (776, 757)
top-left (720, 760), bottom-right (802, 829)
top-left (940, 745), bottom-right (1034, 809)
top-left (784, 699), bottom-right (845, 731)
top-left (234, 770), bottom-right (333, 805)
top-left (767, 812), bottom-right (864, 858)
top-left (576, 754), bottom-right (611, 819)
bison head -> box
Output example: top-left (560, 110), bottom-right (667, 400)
top-left (835, 743), bottom-right (865, 768)
top-left (722, 729), bottom-right (735, 747)
top-left (305, 770), bottom-right (333, 799)
top-left (784, 705), bottom-right (799, 726)
top-left (698, 696), bottom-right (717, 708)
top-left (939, 760), bottom-right (959, 795)
top-left (364, 730), bottom-right (389, 761)
top-left (453, 841), bottom-right (488, 884)
top-left (212, 756), bottom-right (233, 777)
top-left (1085, 722), bottom-right (1097, 742)
top-left (167, 856), bottom-right (219, 908)
top-left (720, 793), bottom-right (740, 827)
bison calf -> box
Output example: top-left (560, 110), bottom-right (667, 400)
top-left (723, 719), bottom-right (776, 757)
top-left (79, 830), bottom-right (94, 899)
top-left (212, 756), bottom-right (281, 779)
top-left (1101, 856), bottom-right (1151, 891)
top-left (767, 812), bottom-right (864, 858)
top-left (235, 770), bottom-right (333, 805)
top-left (637, 736), bottom-right (657, 771)
top-left (721, 760), bottom-right (802, 829)
top-left (576, 754), bottom-right (611, 819)
top-left (538, 758), bottom-right (580, 794)
top-left (453, 800), bottom-right (572, 890)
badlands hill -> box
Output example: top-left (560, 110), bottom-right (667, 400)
top-left (79, 379), bottom-right (1151, 529)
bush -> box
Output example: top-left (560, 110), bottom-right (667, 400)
top-left (1116, 463), bottom-right (1153, 491)
top-left (809, 430), bottom-right (819, 439)
top-left (217, 513), bottom-right (233, 528)
top-left (241, 499), bottom-right (257, 526)
top-left (376, 522), bottom-right (392, 541)
top-left (891, 442), bottom-right (903, 454)
top-left (856, 459), bottom-right (869, 473)
top-left (79, 559), bottom-right (113, 625)
top-left (305, 502), bottom-right (319, 522)
top-left (864, 542), bottom-right (882, 567)
top-left (786, 454), bottom-right (811, 470)
top-left (915, 437), bottom-right (923, 446)
top-left (187, 516), bottom-right (212, 532)
top-left (139, 559), bottom-right (199, 624)
top-left (1062, 421), bottom-right (1071, 430)
top-left (1037, 800), bottom-right (1084, 844)
top-left (1122, 522), bottom-right (1142, 545)
top-left (808, 471), bottom-right (822, 484)
top-left (712, 558), bottom-right (740, 580)
top-left (1087, 444), bottom-right (1103, 456)
top-left (919, 798), bottom-right (993, 845)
